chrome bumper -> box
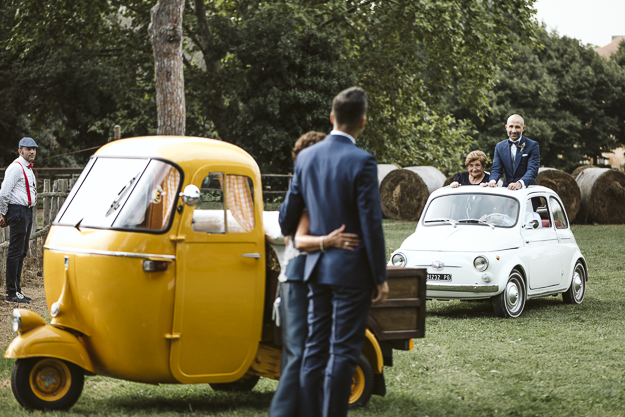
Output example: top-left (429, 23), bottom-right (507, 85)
top-left (426, 283), bottom-right (499, 293)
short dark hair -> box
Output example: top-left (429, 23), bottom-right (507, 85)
top-left (332, 87), bottom-right (367, 129)
top-left (292, 131), bottom-right (326, 162)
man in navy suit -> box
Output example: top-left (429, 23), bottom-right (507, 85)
top-left (486, 114), bottom-right (540, 190)
top-left (279, 87), bottom-right (388, 417)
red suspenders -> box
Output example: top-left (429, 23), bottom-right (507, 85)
top-left (14, 161), bottom-right (36, 207)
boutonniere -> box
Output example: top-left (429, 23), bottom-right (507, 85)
top-left (518, 142), bottom-right (526, 150)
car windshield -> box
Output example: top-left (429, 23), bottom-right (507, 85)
top-left (423, 194), bottom-right (519, 228)
top-left (55, 157), bottom-right (182, 232)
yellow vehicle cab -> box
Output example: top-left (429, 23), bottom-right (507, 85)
top-left (5, 137), bottom-right (424, 411)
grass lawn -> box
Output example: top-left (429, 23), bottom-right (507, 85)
top-left (1, 222), bottom-right (624, 416)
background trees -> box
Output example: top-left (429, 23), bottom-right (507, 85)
top-left (7, 1), bottom-right (624, 175)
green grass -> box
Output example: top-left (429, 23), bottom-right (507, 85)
top-left (2, 223), bottom-right (625, 416)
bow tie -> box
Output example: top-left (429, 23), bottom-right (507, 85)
top-left (27, 163), bottom-right (34, 169)
top-left (508, 140), bottom-right (519, 146)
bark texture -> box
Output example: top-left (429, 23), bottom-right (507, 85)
top-left (149, 0), bottom-right (185, 135)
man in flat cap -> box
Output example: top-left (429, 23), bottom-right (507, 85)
top-left (0, 137), bottom-right (38, 303)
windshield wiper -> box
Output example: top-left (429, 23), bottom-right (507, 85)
top-left (458, 218), bottom-right (495, 229)
top-left (424, 218), bottom-right (458, 227)
top-left (106, 175), bottom-right (138, 217)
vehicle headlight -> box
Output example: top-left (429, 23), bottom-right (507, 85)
top-left (473, 256), bottom-right (489, 272)
top-left (50, 302), bottom-right (60, 318)
top-left (11, 309), bottom-right (21, 333)
top-left (11, 309), bottom-right (46, 334)
top-left (391, 253), bottom-right (407, 267)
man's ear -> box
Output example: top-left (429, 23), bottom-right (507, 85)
top-left (330, 112), bottom-right (335, 125)
top-left (360, 116), bottom-right (366, 129)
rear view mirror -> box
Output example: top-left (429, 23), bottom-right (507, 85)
top-left (524, 219), bottom-right (539, 229)
top-left (179, 185), bottom-right (200, 207)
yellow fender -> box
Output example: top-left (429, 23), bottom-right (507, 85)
top-left (361, 329), bottom-right (384, 374)
top-left (5, 324), bottom-right (95, 374)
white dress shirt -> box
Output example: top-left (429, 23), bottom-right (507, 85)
top-left (330, 129), bottom-right (356, 144)
top-left (0, 156), bottom-right (38, 215)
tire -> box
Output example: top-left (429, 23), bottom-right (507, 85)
top-left (563, 261), bottom-right (586, 305)
top-left (11, 357), bottom-right (84, 411)
top-left (492, 270), bottom-right (526, 318)
top-left (210, 375), bottom-right (260, 392)
top-left (348, 354), bottom-right (374, 409)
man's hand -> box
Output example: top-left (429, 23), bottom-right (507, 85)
top-left (487, 180), bottom-right (498, 188)
top-left (0, 215), bottom-right (6, 228)
top-left (507, 181), bottom-right (522, 190)
top-left (372, 281), bottom-right (389, 305)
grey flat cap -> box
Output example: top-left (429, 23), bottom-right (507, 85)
top-left (18, 137), bottom-right (38, 148)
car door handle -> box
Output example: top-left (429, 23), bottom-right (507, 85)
top-left (242, 253), bottom-right (261, 259)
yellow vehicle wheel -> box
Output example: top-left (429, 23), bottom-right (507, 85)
top-left (11, 358), bottom-right (84, 411)
top-left (348, 354), bottom-right (373, 409)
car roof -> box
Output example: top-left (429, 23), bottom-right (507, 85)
top-left (430, 185), bottom-right (559, 201)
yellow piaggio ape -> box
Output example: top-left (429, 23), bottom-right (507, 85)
top-left (5, 137), bottom-right (425, 411)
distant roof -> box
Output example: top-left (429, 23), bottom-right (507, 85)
top-left (595, 35), bottom-right (625, 58)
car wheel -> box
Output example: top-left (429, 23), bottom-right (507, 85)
top-left (348, 354), bottom-right (374, 409)
top-left (11, 357), bottom-right (84, 411)
top-left (492, 270), bottom-right (526, 318)
top-left (563, 261), bottom-right (585, 304)
top-left (210, 375), bottom-right (260, 392)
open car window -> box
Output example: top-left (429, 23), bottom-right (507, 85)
top-left (423, 194), bottom-right (519, 228)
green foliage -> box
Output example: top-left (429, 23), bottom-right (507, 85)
top-left (473, 28), bottom-right (625, 171)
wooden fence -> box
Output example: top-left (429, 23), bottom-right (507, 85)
top-left (0, 179), bottom-right (74, 284)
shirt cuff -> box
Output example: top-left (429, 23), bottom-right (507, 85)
top-left (519, 180), bottom-right (525, 188)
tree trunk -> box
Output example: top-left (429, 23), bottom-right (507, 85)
top-left (149, 0), bottom-right (185, 136)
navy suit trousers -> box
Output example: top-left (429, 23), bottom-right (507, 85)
top-left (5, 204), bottom-right (32, 296)
top-left (299, 281), bottom-right (371, 417)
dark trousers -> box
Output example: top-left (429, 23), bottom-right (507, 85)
top-left (299, 281), bottom-right (372, 417)
top-left (269, 281), bottom-right (309, 417)
top-left (5, 205), bottom-right (33, 296)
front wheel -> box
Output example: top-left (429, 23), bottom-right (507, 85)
top-left (11, 357), bottom-right (84, 411)
top-left (348, 354), bottom-right (374, 409)
top-left (492, 270), bottom-right (526, 318)
top-left (563, 261), bottom-right (586, 304)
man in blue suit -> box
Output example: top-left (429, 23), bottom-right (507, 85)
top-left (279, 87), bottom-right (388, 417)
top-left (486, 114), bottom-right (540, 190)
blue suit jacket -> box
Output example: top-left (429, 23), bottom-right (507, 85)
top-left (278, 134), bottom-right (387, 289)
top-left (489, 135), bottom-right (540, 187)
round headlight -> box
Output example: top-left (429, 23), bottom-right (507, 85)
top-left (11, 309), bottom-right (22, 333)
top-left (50, 302), bottom-right (60, 318)
top-left (391, 253), bottom-right (407, 267)
top-left (473, 256), bottom-right (489, 272)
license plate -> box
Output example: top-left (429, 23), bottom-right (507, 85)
top-left (427, 273), bottom-right (452, 281)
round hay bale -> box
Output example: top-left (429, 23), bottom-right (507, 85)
top-left (536, 168), bottom-right (581, 222)
top-left (576, 168), bottom-right (625, 224)
top-left (377, 164), bottom-right (401, 186)
top-left (571, 165), bottom-right (595, 180)
top-left (379, 166), bottom-right (445, 221)
top-left (405, 166), bottom-right (446, 194)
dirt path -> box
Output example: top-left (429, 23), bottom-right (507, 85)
top-left (1, 255), bottom-right (47, 348)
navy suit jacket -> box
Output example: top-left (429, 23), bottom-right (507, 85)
top-left (278, 134), bottom-right (387, 289)
top-left (489, 135), bottom-right (540, 187)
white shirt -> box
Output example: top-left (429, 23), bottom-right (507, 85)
top-left (330, 129), bottom-right (356, 144)
top-left (0, 156), bottom-right (38, 215)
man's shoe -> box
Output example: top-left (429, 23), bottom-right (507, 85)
top-left (5, 292), bottom-right (30, 304)
top-left (18, 291), bottom-right (31, 301)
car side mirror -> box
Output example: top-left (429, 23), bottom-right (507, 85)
top-left (179, 184), bottom-right (200, 207)
top-left (524, 219), bottom-right (539, 229)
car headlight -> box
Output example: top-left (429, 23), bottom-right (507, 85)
top-left (11, 309), bottom-right (21, 333)
top-left (391, 253), bottom-right (407, 267)
top-left (51, 302), bottom-right (60, 318)
top-left (11, 309), bottom-right (46, 334)
top-left (473, 256), bottom-right (489, 272)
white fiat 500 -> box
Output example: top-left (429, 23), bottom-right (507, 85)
top-left (389, 185), bottom-right (587, 318)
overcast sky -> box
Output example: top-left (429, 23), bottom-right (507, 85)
top-left (534, 0), bottom-right (625, 47)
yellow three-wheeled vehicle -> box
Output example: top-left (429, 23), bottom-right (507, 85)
top-left (5, 137), bottom-right (425, 410)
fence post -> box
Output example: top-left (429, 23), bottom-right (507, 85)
top-left (51, 181), bottom-right (59, 222)
top-left (43, 179), bottom-right (51, 227)
top-left (58, 179), bottom-right (68, 211)
top-left (30, 199), bottom-right (38, 258)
